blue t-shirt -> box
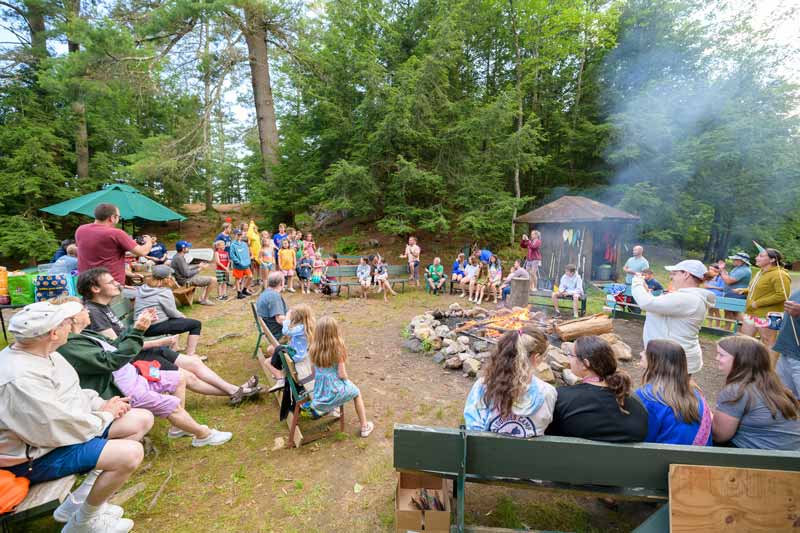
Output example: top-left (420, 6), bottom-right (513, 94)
top-left (149, 243), bottom-right (167, 259)
top-left (724, 265), bottom-right (752, 296)
top-left (479, 249), bottom-right (492, 263)
top-left (645, 278), bottom-right (664, 293)
top-left (704, 275), bottom-right (724, 297)
top-left (635, 385), bottom-right (712, 446)
top-left (624, 256), bottom-right (650, 284)
top-left (50, 255), bottom-right (78, 275)
top-left (452, 260), bottom-right (466, 276)
top-left (282, 322), bottom-right (308, 362)
top-left (215, 232), bottom-right (232, 252)
top-left (51, 247), bottom-right (67, 262)
top-left (774, 290), bottom-right (800, 360)
top-left (273, 232), bottom-right (288, 248)
top-left (256, 288), bottom-right (288, 338)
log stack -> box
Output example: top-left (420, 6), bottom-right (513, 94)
top-left (554, 314), bottom-right (613, 341)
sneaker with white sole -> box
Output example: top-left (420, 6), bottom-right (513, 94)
top-left (53, 496), bottom-right (124, 524)
top-left (360, 421), bottom-right (375, 438)
top-left (168, 425), bottom-right (207, 439)
top-left (61, 512), bottom-right (134, 533)
top-left (267, 379), bottom-right (285, 393)
top-left (191, 429), bottom-right (233, 447)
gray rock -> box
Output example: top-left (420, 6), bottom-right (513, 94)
top-left (435, 325), bottom-right (450, 337)
top-left (474, 351), bottom-right (493, 361)
top-left (444, 357), bottom-right (463, 370)
top-left (458, 350), bottom-right (476, 362)
top-left (457, 335), bottom-right (470, 346)
top-left (472, 340), bottom-right (489, 353)
top-left (431, 320), bottom-right (441, 328)
top-left (463, 358), bottom-right (481, 377)
top-left (414, 325), bottom-right (436, 341)
top-left (448, 302), bottom-right (462, 312)
top-left (445, 343), bottom-right (467, 355)
top-left (432, 351), bottom-right (447, 364)
top-left (442, 338), bottom-right (455, 347)
top-left (402, 338), bottom-right (424, 353)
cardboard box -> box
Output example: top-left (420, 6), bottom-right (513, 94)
top-left (396, 472), bottom-right (451, 532)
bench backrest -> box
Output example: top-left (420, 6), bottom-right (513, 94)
top-left (387, 265), bottom-right (408, 277)
top-left (110, 296), bottom-right (135, 327)
top-left (393, 424), bottom-right (800, 498)
top-left (325, 266), bottom-right (358, 278)
top-left (715, 296), bottom-right (746, 312)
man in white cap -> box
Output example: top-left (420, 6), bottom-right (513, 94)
top-left (0, 301), bottom-right (153, 533)
top-left (631, 260), bottom-right (716, 374)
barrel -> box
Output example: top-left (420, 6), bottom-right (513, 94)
top-left (596, 264), bottom-right (613, 281)
top-left (509, 277), bottom-right (530, 309)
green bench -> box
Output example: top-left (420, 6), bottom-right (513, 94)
top-left (530, 288), bottom-right (587, 317)
top-left (323, 265), bottom-right (407, 298)
top-left (604, 289), bottom-right (746, 334)
top-left (393, 424), bottom-right (800, 533)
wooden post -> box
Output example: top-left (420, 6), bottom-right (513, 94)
top-left (509, 277), bottom-right (529, 308)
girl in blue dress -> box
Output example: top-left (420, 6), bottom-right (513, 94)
top-left (309, 316), bottom-right (374, 437)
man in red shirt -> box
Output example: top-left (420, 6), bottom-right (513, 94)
top-left (75, 203), bottom-right (153, 284)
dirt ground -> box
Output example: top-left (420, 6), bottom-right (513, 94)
top-left (20, 283), bottom-right (735, 533)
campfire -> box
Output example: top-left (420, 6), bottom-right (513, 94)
top-left (403, 303), bottom-right (630, 387)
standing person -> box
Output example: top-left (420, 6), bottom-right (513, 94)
top-left (297, 249), bottom-right (314, 294)
top-left (215, 223), bottom-right (233, 253)
top-left (134, 266), bottom-right (204, 357)
top-left (229, 229), bottom-right (253, 299)
top-left (0, 301), bottom-right (153, 533)
top-left (278, 239), bottom-right (297, 292)
top-left (774, 291), bottom-right (800, 397)
top-left (713, 336), bottom-right (800, 450)
top-left (304, 232), bottom-right (317, 255)
top-left (551, 264), bottom-right (584, 318)
top-left (308, 316), bottom-right (374, 437)
top-left (464, 327), bottom-right (556, 437)
top-left (259, 232), bottom-right (276, 288)
top-left (75, 203), bottom-right (153, 284)
top-left (622, 245), bottom-right (649, 285)
top-left (170, 241), bottom-right (217, 305)
top-left (635, 340), bottom-right (712, 446)
top-left (631, 260), bottom-right (715, 375)
top-left (400, 236), bottom-right (421, 288)
top-left (144, 235), bottom-right (168, 266)
top-left (704, 264), bottom-right (726, 329)
top-left (735, 248), bottom-right (792, 357)
top-left (51, 243), bottom-right (79, 275)
top-left (247, 220), bottom-right (262, 286)
top-left (520, 231), bottom-right (542, 291)
top-left (718, 252), bottom-right (752, 299)
top-left (212, 240), bottom-right (230, 300)
top-left (272, 223), bottom-right (289, 263)
top-left (547, 336), bottom-right (648, 442)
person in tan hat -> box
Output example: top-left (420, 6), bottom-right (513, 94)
top-left (0, 301), bottom-right (153, 533)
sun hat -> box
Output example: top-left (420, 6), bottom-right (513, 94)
top-left (152, 265), bottom-right (174, 280)
top-left (9, 301), bottom-right (83, 339)
top-left (665, 260), bottom-right (707, 280)
top-left (176, 240), bottom-right (192, 252)
top-left (727, 252), bottom-right (751, 265)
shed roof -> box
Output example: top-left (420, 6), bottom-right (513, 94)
top-left (514, 195), bottom-right (639, 224)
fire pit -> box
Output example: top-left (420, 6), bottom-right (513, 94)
top-left (403, 303), bottom-right (631, 386)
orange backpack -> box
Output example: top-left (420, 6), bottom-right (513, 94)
top-left (0, 470), bottom-right (29, 514)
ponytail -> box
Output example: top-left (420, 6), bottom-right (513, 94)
top-left (574, 336), bottom-right (633, 414)
top-left (604, 371), bottom-right (633, 414)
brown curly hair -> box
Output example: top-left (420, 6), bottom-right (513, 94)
top-left (574, 336), bottom-right (633, 414)
top-left (482, 326), bottom-right (549, 418)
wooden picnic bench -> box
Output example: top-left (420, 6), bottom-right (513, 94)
top-left (0, 475), bottom-right (76, 531)
top-left (604, 287), bottom-right (746, 335)
top-left (393, 424), bottom-right (800, 533)
top-left (529, 288), bottom-right (587, 317)
top-left (322, 265), bottom-right (407, 298)
top-left (250, 303), bottom-right (344, 448)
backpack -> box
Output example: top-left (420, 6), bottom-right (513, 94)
top-left (0, 470), bottom-right (29, 514)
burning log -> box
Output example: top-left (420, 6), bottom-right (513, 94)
top-left (554, 314), bottom-right (613, 341)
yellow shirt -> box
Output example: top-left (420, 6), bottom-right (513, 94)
top-left (278, 248), bottom-right (296, 271)
top-left (744, 266), bottom-right (792, 317)
top-left (247, 221), bottom-right (261, 264)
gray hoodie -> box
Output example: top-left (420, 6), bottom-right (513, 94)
top-left (632, 276), bottom-right (715, 374)
top-left (134, 285), bottom-right (184, 325)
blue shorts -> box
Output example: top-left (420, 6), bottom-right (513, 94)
top-left (2, 425), bottom-right (110, 485)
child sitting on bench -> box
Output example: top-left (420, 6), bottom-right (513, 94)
top-left (551, 264), bottom-right (583, 318)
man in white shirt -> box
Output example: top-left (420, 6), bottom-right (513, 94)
top-left (0, 301), bottom-right (153, 533)
top-left (552, 264), bottom-right (584, 318)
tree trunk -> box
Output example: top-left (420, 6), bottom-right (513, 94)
top-left (242, 5), bottom-right (279, 182)
top-left (509, 0), bottom-right (522, 245)
top-left (26, 1), bottom-right (48, 64)
top-left (67, 0), bottom-right (89, 181)
top-left (202, 18), bottom-right (214, 213)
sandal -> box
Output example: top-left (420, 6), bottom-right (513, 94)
top-left (242, 375), bottom-right (259, 389)
top-left (229, 385), bottom-right (262, 405)
top-left (360, 421), bottom-right (374, 438)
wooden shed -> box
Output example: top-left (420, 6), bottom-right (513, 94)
top-left (514, 195), bottom-right (640, 284)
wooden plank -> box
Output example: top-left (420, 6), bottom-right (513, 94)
top-left (13, 475), bottom-right (76, 514)
top-left (255, 346), bottom-right (303, 448)
top-left (393, 425), bottom-right (800, 495)
top-left (669, 465), bottom-right (800, 533)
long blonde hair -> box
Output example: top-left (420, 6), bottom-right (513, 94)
top-left (290, 304), bottom-right (315, 346)
top-left (482, 326), bottom-right (548, 417)
top-left (641, 339), bottom-right (700, 424)
top-left (308, 316), bottom-right (347, 368)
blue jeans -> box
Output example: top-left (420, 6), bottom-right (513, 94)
top-left (776, 355), bottom-right (800, 399)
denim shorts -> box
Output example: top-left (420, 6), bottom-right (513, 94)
top-left (2, 425), bottom-right (110, 485)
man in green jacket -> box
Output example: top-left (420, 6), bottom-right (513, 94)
top-left (57, 306), bottom-right (156, 399)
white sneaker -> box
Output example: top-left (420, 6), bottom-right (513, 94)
top-left (168, 425), bottom-right (207, 439)
top-left (191, 429), bottom-right (233, 447)
top-left (53, 496), bottom-right (124, 523)
top-left (267, 379), bottom-right (285, 393)
top-left (62, 512), bottom-right (133, 533)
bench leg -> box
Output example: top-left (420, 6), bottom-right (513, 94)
top-left (252, 332), bottom-right (263, 360)
top-left (340, 402), bottom-right (346, 433)
top-left (288, 401), bottom-right (302, 448)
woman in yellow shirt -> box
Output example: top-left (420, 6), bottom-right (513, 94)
top-left (278, 239), bottom-right (297, 292)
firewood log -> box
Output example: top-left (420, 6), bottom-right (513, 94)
top-left (554, 314), bottom-right (613, 341)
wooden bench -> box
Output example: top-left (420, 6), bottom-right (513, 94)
top-left (393, 424), bottom-right (800, 533)
top-left (529, 288), bottom-right (587, 317)
top-left (249, 303), bottom-right (344, 448)
top-left (0, 475), bottom-right (76, 529)
top-left (604, 288), bottom-right (746, 335)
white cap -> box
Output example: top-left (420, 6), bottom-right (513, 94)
top-left (8, 301), bottom-right (83, 339)
top-left (665, 260), bottom-right (707, 280)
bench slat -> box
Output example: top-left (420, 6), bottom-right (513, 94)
top-left (393, 424), bottom-right (800, 496)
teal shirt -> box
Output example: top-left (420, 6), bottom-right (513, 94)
top-left (624, 256), bottom-right (650, 284)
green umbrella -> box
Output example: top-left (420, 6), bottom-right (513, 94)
top-left (40, 183), bottom-right (186, 222)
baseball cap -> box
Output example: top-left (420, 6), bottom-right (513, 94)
top-left (9, 301), bottom-right (83, 339)
top-left (176, 240), bottom-right (192, 252)
top-left (232, 229), bottom-right (242, 235)
top-left (665, 260), bottom-right (707, 280)
top-left (152, 265), bottom-right (174, 279)
top-left (727, 252), bottom-right (751, 265)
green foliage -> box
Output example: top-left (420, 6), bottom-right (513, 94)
top-left (313, 160), bottom-right (379, 218)
top-left (0, 216), bottom-right (59, 265)
top-left (334, 235), bottom-right (361, 255)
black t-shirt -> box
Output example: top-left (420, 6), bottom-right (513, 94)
top-left (545, 383), bottom-right (648, 442)
top-left (86, 301), bottom-right (125, 336)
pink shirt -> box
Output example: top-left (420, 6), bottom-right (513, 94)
top-left (520, 238), bottom-right (542, 261)
top-left (76, 223), bottom-right (137, 284)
